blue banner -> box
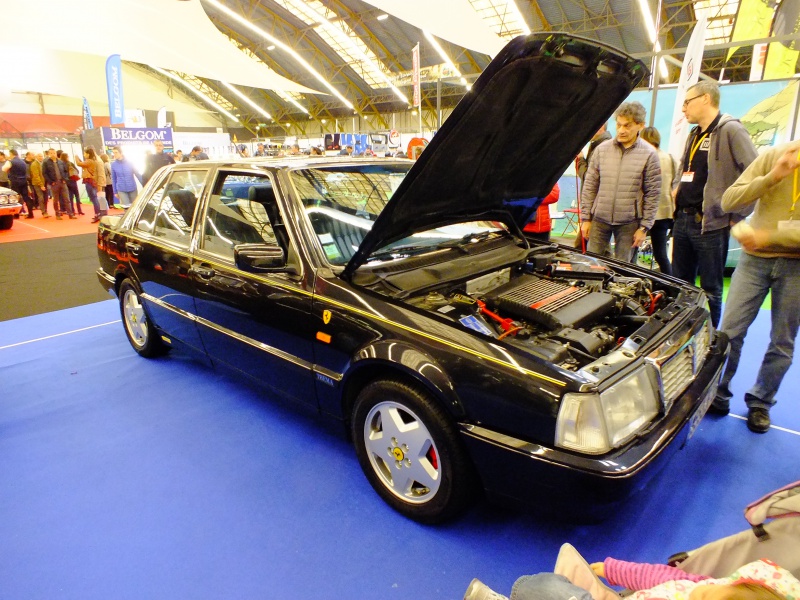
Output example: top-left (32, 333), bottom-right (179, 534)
top-left (105, 54), bottom-right (125, 125)
top-left (82, 97), bottom-right (94, 130)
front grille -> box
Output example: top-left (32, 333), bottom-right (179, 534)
top-left (655, 320), bottom-right (711, 407)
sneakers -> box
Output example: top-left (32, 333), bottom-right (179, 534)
top-left (68, 215), bottom-right (77, 219)
top-left (747, 407), bottom-right (770, 433)
top-left (463, 579), bottom-right (509, 600)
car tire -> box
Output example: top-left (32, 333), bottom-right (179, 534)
top-left (351, 379), bottom-right (476, 523)
top-left (0, 215), bottom-right (13, 230)
top-left (119, 279), bottom-right (167, 358)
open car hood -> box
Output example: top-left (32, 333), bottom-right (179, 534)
top-left (342, 33), bottom-right (648, 279)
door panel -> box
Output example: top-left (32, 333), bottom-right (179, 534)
top-left (127, 168), bottom-right (209, 351)
top-left (191, 172), bottom-right (316, 404)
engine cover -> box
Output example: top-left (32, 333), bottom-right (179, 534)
top-left (485, 274), bottom-right (615, 330)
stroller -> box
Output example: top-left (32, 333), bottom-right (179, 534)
top-left (550, 482), bottom-right (800, 600)
top-left (668, 480), bottom-right (800, 579)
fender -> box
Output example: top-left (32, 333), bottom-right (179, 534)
top-left (336, 339), bottom-right (465, 422)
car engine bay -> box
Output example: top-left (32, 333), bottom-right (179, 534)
top-left (401, 246), bottom-right (692, 371)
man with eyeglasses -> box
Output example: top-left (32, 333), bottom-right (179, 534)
top-left (673, 80), bottom-right (757, 328)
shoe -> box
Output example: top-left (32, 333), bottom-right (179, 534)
top-left (463, 579), bottom-right (509, 600)
top-left (91, 216), bottom-right (100, 223)
top-left (78, 211), bottom-right (85, 215)
top-left (68, 215), bottom-right (77, 219)
top-left (56, 216), bottom-right (62, 220)
top-left (706, 400), bottom-right (730, 416)
top-left (25, 215), bottom-right (34, 219)
top-left (747, 407), bottom-right (770, 433)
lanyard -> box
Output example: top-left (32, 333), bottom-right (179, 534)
top-left (792, 149), bottom-right (800, 217)
top-left (688, 133), bottom-right (708, 168)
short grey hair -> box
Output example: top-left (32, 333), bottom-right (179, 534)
top-left (614, 101), bottom-right (647, 124)
top-left (688, 80), bottom-right (720, 107)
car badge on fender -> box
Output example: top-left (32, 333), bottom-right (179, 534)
top-left (323, 309), bottom-right (332, 325)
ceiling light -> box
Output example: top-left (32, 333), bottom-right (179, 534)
top-left (321, 119), bottom-right (327, 124)
top-left (377, 14), bottom-right (388, 21)
top-left (202, 0), bottom-right (355, 110)
top-left (267, 45), bottom-right (276, 51)
top-left (221, 81), bottom-right (273, 120)
top-left (151, 65), bottom-right (239, 123)
top-left (636, 0), bottom-right (669, 79)
top-left (506, 1), bottom-right (530, 35)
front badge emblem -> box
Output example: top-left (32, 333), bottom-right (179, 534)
top-left (323, 309), bottom-right (331, 325)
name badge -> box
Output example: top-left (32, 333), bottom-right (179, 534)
top-left (778, 220), bottom-right (800, 230)
top-left (681, 171), bottom-right (695, 183)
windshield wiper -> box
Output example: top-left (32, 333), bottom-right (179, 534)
top-left (436, 230), bottom-right (506, 253)
top-left (366, 243), bottom-right (442, 263)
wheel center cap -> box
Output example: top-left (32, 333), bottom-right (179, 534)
top-left (392, 447), bottom-right (405, 461)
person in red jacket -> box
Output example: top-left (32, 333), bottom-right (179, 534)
top-left (523, 183), bottom-right (560, 242)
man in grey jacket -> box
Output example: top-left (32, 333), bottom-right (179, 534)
top-left (580, 101), bottom-right (661, 262)
top-left (673, 80), bottom-right (757, 327)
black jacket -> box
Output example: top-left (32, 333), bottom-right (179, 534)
top-left (42, 157), bottom-right (68, 185)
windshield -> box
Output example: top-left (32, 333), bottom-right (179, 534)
top-left (290, 164), bottom-right (507, 266)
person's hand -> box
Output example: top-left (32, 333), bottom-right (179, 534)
top-left (590, 562), bottom-right (605, 578)
top-left (581, 221), bottom-right (592, 239)
top-left (732, 221), bottom-right (770, 251)
top-left (633, 227), bottom-right (647, 247)
top-left (770, 145), bottom-right (800, 183)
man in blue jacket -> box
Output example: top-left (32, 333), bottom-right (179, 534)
top-left (110, 146), bottom-right (143, 208)
top-left (673, 80), bottom-right (757, 327)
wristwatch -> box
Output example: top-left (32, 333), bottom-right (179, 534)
top-left (638, 226), bottom-right (649, 233)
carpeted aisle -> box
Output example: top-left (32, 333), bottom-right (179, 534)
top-left (0, 233), bottom-right (111, 321)
top-left (0, 301), bottom-right (798, 600)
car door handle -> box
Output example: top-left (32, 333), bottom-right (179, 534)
top-left (190, 266), bottom-right (216, 279)
top-left (125, 242), bottom-right (142, 256)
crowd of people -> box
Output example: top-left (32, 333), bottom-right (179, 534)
top-left (0, 144), bottom-right (148, 223)
top-left (571, 80), bottom-right (798, 435)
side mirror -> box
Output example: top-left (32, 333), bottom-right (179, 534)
top-left (234, 243), bottom-right (288, 273)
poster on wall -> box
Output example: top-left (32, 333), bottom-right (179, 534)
top-left (627, 79), bottom-right (799, 156)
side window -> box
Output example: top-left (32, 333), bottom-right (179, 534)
top-left (133, 169), bottom-right (208, 247)
top-left (202, 173), bottom-right (282, 261)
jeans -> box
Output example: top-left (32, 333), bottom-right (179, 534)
top-left (511, 573), bottom-right (593, 600)
top-left (117, 190), bottom-right (138, 207)
top-left (672, 211), bottom-right (729, 327)
top-left (650, 218), bottom-right (673, 275)
top-left (66, 180), bottom-right (81, 213)
top-left (85, 181), bottom-right (103, 216)
top-left (715, 252), bottom-right (800, 411)
top-left (587, 220), bottom-right (638, 262)
top-left (49, 180), bottom-right (72, 216)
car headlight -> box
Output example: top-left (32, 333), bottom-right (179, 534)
top-left (555, 366), bottom-right (659, 454)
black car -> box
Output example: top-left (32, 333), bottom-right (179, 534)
top-left (96, 34), bottom-right (728, 523)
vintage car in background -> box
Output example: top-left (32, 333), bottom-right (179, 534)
top-left (0, 188), bottom-right (23, 230)
top-left (96, 33), bottom-right (729, 523)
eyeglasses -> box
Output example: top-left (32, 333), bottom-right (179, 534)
top-left (682, 94), bottom-right (704, 108)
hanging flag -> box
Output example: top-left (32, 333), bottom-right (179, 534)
top-left (412, 43), bottom-right (421, 108)
top-left (726, 0), bottom-right (773, 61)
top-left (668, 13), bottom-right (707, 160)
top-left (764, 0), bottom-right (800, 79)
top-left (106, 54), bottom-right (125, 126)
top-left (82, 97), bottom-right (94, 130)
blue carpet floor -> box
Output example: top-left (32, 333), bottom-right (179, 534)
top-left (1, 300), bottom-right (798, 600)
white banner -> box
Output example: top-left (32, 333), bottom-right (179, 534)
top-left (668, 13), bottom-right (707, 160)
top-left (412, 43), bottom-right (421, 108)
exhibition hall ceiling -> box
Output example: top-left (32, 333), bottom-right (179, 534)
top-left (3, 0), bottom-right (765, 136)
